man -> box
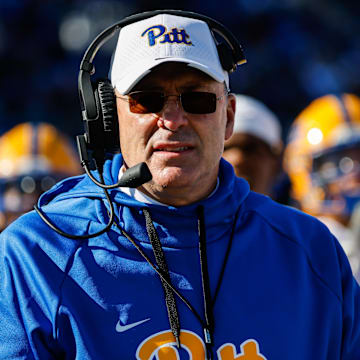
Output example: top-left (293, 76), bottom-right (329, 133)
top-left (0, 122), bottom-right (82, 231)
top-left (283, 93), bottom-right (360, 282)
top-left (223, 94), bottom-right (282, 197)
top-left (0, 11), bottom-right (359, 360)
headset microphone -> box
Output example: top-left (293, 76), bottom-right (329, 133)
top-left (82, 159), bottom-right (153, 189)
top-left (117, 163), bottom-right (152, 188)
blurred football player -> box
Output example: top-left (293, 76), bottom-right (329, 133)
top-left (283, 93), bottom-right (360, 281)
top-left (0, 122), bottom-right (82, 231)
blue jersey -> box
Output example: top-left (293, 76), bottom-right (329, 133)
top-left (0, 155), bottom-right (359, 359)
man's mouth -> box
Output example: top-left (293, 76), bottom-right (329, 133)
top-left (154, 147), bottom-right (190, 152)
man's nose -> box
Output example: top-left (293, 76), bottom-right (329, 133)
top-left (159, 96), bottom-right (188, 131)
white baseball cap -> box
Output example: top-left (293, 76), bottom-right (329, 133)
top-left (233, 94), bottom-right (283, 153)
top-left (109, 13), bottom-right (229, 94)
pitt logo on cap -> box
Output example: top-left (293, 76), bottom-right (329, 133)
top-left (141, 25), bottom-right (192, 46)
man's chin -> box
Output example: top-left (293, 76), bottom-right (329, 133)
top-left (150, 167), bottom-right (195, 189)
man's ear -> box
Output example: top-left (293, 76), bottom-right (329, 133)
top-left (225, 93), bottom-right (236, 140)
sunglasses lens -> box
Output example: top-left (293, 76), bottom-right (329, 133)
top-left (129, 92), bottom-right (164, 114)
top-left (128, 91), bottom-right (218, 114)
top-left (182, 92), bottom-right (217, 114)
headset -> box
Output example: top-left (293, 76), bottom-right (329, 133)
top-left (35, 9), bottom-right (246, 240)
top-left (77, 9), bottom-right (246, 172)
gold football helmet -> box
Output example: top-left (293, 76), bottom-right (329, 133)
top-left (0, 122), bottom-right (82, 229)
top-left (283, 93), bottom-right (360, 219)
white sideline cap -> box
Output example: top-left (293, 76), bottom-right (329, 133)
top-left (109, 13), bottom-right (229, 94)
top-left (233, 94), bottom-right (283, 152)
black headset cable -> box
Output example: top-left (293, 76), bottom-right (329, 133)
top-left (197, 205), bottom-right (214, 358)
top-left (34, 159), bottom-right (151, 240)
top-left (34, 171), bottom-right (115, 240)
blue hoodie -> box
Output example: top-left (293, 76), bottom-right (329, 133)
top-left (0, 155), bottom-right (359, 359)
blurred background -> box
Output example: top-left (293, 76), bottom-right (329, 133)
top-left (0, 0), bottom-right (359, 141)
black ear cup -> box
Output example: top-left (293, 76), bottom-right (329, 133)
top-left (96, 79), bottom-right (120, 153)
top-left (78, 79), bottom-right (119, 170)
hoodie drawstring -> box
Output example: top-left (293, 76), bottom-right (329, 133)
top-left (143, 208), bottom-right (181, 348)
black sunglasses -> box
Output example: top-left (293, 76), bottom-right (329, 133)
top-left (119, 91), bottom-right (227, 114)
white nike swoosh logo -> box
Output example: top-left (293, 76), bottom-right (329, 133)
top-left (115, 318), bottom-right (151, 333)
